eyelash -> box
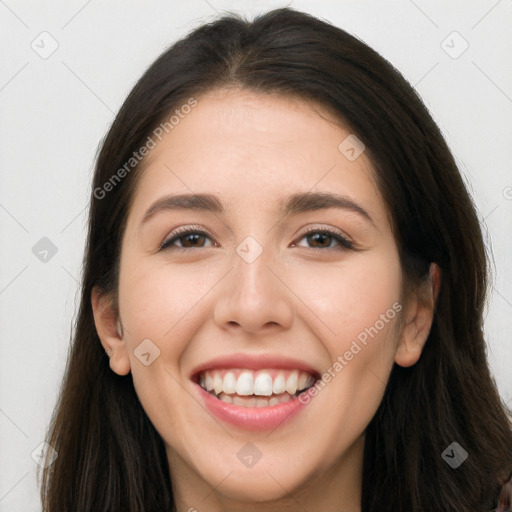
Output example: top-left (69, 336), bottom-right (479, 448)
top-left (159, 226), bottom-right (355, 252)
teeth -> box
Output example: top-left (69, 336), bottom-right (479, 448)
top-left (232, 396), bottom-right (243, 406)
top-left (304, 374), bottom-right (315, 388)
top-left (254, 373), bottom-right (273, 396)
top-left (218, 392), bottom-right (293, 408)
top-left (198, 368), bottom-right (316, 398)
top-left (223, 372), bottom-right (237, 394)
top-left (236, 371), bottom-right (254, 396)
top-left (297, 371), bottom-right (310, 390)
top-left (213, 373), bottom-right (223, 395)
top-left (272, 372), bottom-right (286, 394)
top-left (285, 370), bottom-right (298, 395)
top-left (219, 394), bottom-right (233, 404)
top-left (205, 373), bottom-right (214, 392)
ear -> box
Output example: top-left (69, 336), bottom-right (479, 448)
top-left (91, 285), bottom-right (131, 376)
top-left (395, 263), bottom-right (441, 368)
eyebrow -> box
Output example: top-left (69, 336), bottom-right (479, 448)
top-left (141, 191), bottom-right (375, 227)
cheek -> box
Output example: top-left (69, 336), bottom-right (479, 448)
top-left (116, 258), bottom-right (209, 424)
top-left (284, 248), bottom-right (402, 351)
top-left (284, 248), bottom-right (402, 415)
top-left (118, 257), bottom-right (217, 344)
top-left (116, 257), bottom-right (229, 410)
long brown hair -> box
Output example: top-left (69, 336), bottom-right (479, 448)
top-left (41, 7), bottom-right (512, 511)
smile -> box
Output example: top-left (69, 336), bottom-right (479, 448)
top-left (198, 368), bottom-right (316, 407)
top-left (191, 355), bottom-right (321, 431)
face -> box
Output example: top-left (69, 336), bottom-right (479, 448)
top-left (93, 88), bottom-right (433, 510)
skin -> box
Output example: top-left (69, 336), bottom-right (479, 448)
top-left (92, 88), bottom-right (440, 512)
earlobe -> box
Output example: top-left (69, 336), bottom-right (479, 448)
top-left (395, 263), bottom-right (441, 368)
top-left (394, 315), bottom-right (427, 367)
top-left (91, 286), bottom-right (131, 376)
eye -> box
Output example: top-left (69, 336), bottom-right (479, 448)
top-left (293, 228), bottom-right (354, 251)
top-left (160, 227), bottom-right (217, 251)
top-left (159, 226), bottom-right (354, 252)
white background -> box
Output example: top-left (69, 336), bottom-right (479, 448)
top-left (0, 1), bottom-right (511, 510)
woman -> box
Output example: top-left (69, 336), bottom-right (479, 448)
top-left (40, 7), bottom-right (512, 511)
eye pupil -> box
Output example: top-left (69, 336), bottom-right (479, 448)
top-left (182, 234), bottom-right (205, 247)
top-left (308, 232), bottom-right (331, 248)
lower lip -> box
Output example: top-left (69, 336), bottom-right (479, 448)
top-left (196, 384), bottom-right (310, 431)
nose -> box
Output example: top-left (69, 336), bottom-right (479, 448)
top-left (213, 241), bottom-right (294, 334)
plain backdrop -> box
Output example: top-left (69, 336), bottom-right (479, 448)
top-left (0, 1), bottom-right (511, 510)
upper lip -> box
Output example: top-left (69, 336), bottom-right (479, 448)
top-left (190, 353), bottom-right (321, 381)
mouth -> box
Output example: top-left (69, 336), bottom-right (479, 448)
top-left (193, 368), bottom-right (318, 408)
top-left (190, 354), bottom-right (322, 430)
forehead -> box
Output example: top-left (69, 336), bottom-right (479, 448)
top-left (127, 88), bottom-right (387, 225)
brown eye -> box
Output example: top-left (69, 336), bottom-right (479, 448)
top-left (160, 229), bottom-right (214, 251)
top-left (295, 229), bottom-right (354, 251)
top-left (306, 232), bottom-right (333, 248)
